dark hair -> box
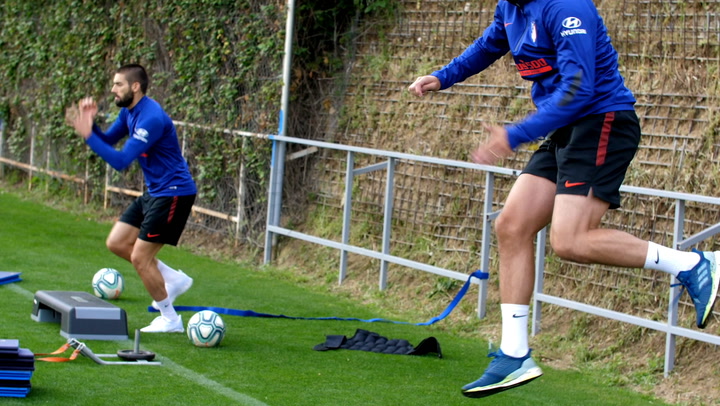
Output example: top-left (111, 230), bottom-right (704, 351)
top-left (116, 64), bottom-right (149, 94)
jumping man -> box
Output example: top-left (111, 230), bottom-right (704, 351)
top-left (409, 0), bottom-right (719, 398)
top-left (66, 64), bottom-right (196, 333)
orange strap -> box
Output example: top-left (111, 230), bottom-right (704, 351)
top-left (35, 343), bottom-right (82, 362)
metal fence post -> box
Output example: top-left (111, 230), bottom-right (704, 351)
top-left (339, 151), bottom-right (355, 283)
top-left (532, 227), bottom-right (547, 336)
top-left (379, 157), bottom-right (395, 290)
top-left (264, 0), bottom-right (295, 264)
top-left (0, 119), bottom-right (5, 177)
top-left (28, 126), bottom-right (35, 190)
top-left (478, 171), bottom-right (496, 319)
top-left (264, 139), bottom-right (287, 264)
top-left (665, 199), bottom-right (685, 376)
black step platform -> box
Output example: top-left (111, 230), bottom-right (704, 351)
top-left (31, 291), bottom-right (128, 340)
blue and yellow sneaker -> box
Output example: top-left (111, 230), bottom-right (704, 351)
top-left (675, 249), bottom-right (720, 329)
top-left (461, 349), bottom-right (543, 398)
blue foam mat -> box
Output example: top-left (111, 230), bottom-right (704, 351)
top-left (0, 388), bottom-right (30, 398)
top-left (0, 371), bottom-right (33, 380)
top-left (0, 272), bottom-right (22, 286)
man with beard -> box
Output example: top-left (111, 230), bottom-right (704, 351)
top-left (66, 64), bottom-right (196, 333)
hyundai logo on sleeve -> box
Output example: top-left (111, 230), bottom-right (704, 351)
top-left (562, 17), bottom-right (582, 29)
top-left (560, 17), bottom-right (587, 36)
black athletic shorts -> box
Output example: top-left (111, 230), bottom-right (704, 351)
top-left (521, 110), bottom-right (641, 209)
top-left (119, 192), bottom-right (196, 246)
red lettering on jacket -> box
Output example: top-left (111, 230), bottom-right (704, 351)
top-left (516, 58), bottom-right (552, 76)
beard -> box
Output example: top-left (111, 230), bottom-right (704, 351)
top-left (114, 92), bottom-right (134, 108)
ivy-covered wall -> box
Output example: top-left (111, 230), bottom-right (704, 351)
top-left (0, 0), bottom-right (389, 241)
top-left (0, 0), bottom-right (284, 176)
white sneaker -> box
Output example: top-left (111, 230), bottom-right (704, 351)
top-left (151, 270), bottom-right (193, 310)
top-left (140, 316), bottom-right (184, 333)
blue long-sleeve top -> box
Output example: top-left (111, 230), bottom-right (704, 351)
top-left (85, 96), bottom-right (197, 196)
top-left (431, 0), bottom-right (636, 150)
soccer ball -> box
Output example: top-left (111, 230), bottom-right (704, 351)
top-left (92, 268), bottom-right (124, 300)
top-left (187, 310), bottom-right (226, 347)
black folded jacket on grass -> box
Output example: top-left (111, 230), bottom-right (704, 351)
top-left (313, 329), bottom-right (442, 358)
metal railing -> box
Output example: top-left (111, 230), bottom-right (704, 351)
top-left (3, 118), bottom-right (719, 376)
top-left (263, 135), bottom-right (720, 376)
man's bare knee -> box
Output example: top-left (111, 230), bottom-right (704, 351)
top-left (106, 236), bottom-right (119, 252)
top-left (550, 232), bottom-right (587, 263)
top-left (107, 237), bottom-right (130, 259)
top-left (495, 213), bottom-right (532, 243)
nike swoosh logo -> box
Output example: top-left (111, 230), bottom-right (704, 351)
top-left (512, 314), bottom-right (527, 318)
top-left (654, 250), bottom-right (659, 264)
top-left (504, 22), bottom-right (513, 27)
top-left (147, 233), bottom-right (161, 238)
top-left (564, 180), bottom-right (586, 188)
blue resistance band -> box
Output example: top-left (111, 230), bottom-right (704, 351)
top-left (149, 270), bottom-right (488, 326)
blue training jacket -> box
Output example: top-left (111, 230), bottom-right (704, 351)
top-left (431, 0), bottom-right (636, 150)
top-left (86, 96), bottom-right (197, 197)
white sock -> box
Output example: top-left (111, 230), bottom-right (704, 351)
top-left (500, 303), bottom-right (530, 358)
top-left (644, 242), bottom-right (701, 276)
top-left (156, 297), bottom-right (179, 320)
top-left (156, 260), bottom-right (181, 284)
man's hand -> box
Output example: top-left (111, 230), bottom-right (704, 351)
top-left (470, 125), bottom-right (513, 165)
top-left (78, 97), bottom-right (98, 119)
top-left (65, 97), bottom-right (97, 140)
top-left (408, 75), bottom-right (441, 97)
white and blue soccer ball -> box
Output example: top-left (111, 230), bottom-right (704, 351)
top-left (187, 310), bottom-right (226, 347)
top-left (92, 268), bottom-right (124, 300)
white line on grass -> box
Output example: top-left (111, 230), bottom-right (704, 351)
top-left (7, 283), bottom-right (34, 299)
top-left (6, 284), bottom-right (269, 406)
top-left (159, 355), bottom-right (270, 406)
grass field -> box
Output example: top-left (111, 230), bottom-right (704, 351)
top-left (0, 189), bottom-right (668, 405)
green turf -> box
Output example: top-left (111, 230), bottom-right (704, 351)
top-left (0, 189), bottom-right (668, 405)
